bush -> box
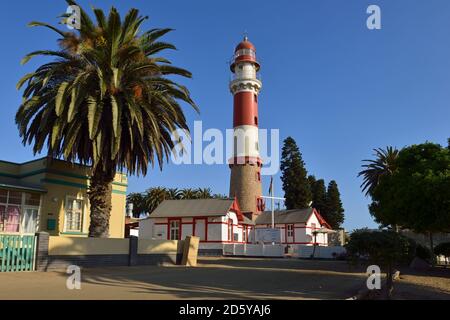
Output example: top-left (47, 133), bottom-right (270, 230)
top-left (434, 242), bottom-right (450, 258)
top-left (346, 229), bottom-right (412, 266)
top-left (346, 229), bottom-right (413, 298)
top-left (415, 243), bottom-right (433, 262)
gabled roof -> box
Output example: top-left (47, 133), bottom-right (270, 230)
top-left (255, 207), bottom-right (332, 229)
top-left (150, 199), bottom-right (237, 218)
top-left (256, 208), bottom-right (313, 224)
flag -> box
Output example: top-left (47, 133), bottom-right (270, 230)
top-left (268, 176), bottom-right (273, 196)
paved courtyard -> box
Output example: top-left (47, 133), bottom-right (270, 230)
top-left (0, 257), bottom-right (448, 300)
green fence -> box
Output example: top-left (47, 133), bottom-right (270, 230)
top-left (0, 234), bottom-right (36, 272)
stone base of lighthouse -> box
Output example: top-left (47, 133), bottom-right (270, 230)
top-left (229, 164), bottom-right (262, 221)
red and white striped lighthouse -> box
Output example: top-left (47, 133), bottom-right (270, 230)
top-left (229, 36), bottom-right (264, 221)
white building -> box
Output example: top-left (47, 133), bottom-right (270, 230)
top-left (254, 208), bottom-right (332, 247)
top-left (139, 199), bottom-right (255, 255)
top-left (140, 199), bottom-right (332, 255)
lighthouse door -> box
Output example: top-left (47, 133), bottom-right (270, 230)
top-left (194, 218), bottom-right (206, 241)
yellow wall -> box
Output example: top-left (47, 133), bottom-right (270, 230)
top-left (48, 236), bottom-right (130, 255)
top-left (138, 239), bottom-right (185, 254)
top-left (0, 158), bottom-right (127, 238)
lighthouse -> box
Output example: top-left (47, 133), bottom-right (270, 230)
top-left (229, 36), bottom-right (264, 221)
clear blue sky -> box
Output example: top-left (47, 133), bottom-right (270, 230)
top-left (1, 0), bottom-right (449, 231)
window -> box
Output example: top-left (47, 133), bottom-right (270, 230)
top-left (169, 220), bottom-right (180, 240)
top-left (228, 219), bottom-right (233, 241)
top-left (0, 205), bottom-right (5, 232)
top-left (0, 189), bottom-right (41, 233)
top-left (254, 94), bottom-right (258, 103)
top-left (256, 171), bottom-right (261, 181)
top-left (24, 192), bottom-right (40, 206)
top-left (0, 189), bottom-right (7, 204)
top-left (256, 198), bottom-right (265, 211)
top-left (287, 224), bottom-right (294, 237)
top-left (22, 208), bottom-right (38, 234)
top-left (254, 116), bottom-right (258, 126)
top-left (8, 191), bottom-right (22, 205)
top-left (4, 206), bottom-right (20, 233)
top-left (65, 197), bottom-right (84, 232)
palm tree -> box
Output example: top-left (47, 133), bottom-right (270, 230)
top-left (166, 188), bottom-right (181, 200)
top-left (126, 192), bottom-right (146, 218)
top-left (144, 187), bottom-right (169, 214)
top-left (15, 1), bottom-right (197, 237)
top-left (196, 188), bottom-right (212, 199)
top-left (180, 188), bottom-right (198, 199)
top-left (358, 147), bottom-right (399, 197)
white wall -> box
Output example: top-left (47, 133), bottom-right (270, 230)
top-left (224, 244), bottom-right (284, 257)
top-left (253, 211), bottom-right (330, 246)
top-left (294, 245), bottom-right (346, 259)
top-left (138, 211), bottom-right (251, 245)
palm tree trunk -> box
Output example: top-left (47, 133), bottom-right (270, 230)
top-left (88, 165), bottom-right (116, 238)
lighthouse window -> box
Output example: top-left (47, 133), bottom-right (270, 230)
top-left (254, 94), bottom-right (258, 103)
top-left (254, 116), bottom-right (258, 126)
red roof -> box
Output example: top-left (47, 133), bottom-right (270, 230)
top-left (235, 37), bottom-right (256, 52)
top-left (313, 209), bottom-right (332, 229)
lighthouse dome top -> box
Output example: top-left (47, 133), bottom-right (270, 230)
top-left (235, 36), bottom-right (256, 52)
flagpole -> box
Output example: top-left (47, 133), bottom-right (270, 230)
top-left (271, 176), bottom-right (275, 229)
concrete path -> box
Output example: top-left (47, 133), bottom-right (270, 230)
top-left (0, 257), bottom-right (367, 300)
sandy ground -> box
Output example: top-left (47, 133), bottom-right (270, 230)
top-left (393, 267), bottom-right (450, 300)
top-left (0, 257), bottom-right (367, 300)
top-left (1, 257), bottom-right (448, 300)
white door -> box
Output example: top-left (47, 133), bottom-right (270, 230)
top-left (286, 224), bottom-right (294, 243)
top-left (22, 207), bottom-right (39, 234)
top-left (194, 219), bottom-right (206, 241)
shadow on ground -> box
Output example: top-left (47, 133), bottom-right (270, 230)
top-left (71, 258), bottom-right (367, 300)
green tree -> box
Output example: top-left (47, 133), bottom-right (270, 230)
top-left (325, 180), bottom-right (345, 229)
top-left (358, 147), bottom-right (399, 196)
top-left (370, 143), bottom-right (450, 250)
top-left (166, 188), bottom-right (181, 200)
top-left (126, 192), bottom-right (146, 217)
top-left (180, 188), bottom-right (198, 199)
top-left (144, 187), bottom-right (169, 213)
top-left (196, 188), bottom-right (213, 199)
top-left (280, 137), bottom-right (311, 209)
top-left (15, 1), bottom-right (197, 237)
top-left (346, 229), bottom-right (412, 298)
top-left (311, 178), bottom-right (327, 215)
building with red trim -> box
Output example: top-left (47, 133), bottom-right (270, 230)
top-left (139, 199), bottom-right (255, 255)
top-left (255, 208), bottom-right (331, 246)
top-left (139, 200), bottom-right (331, 254)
